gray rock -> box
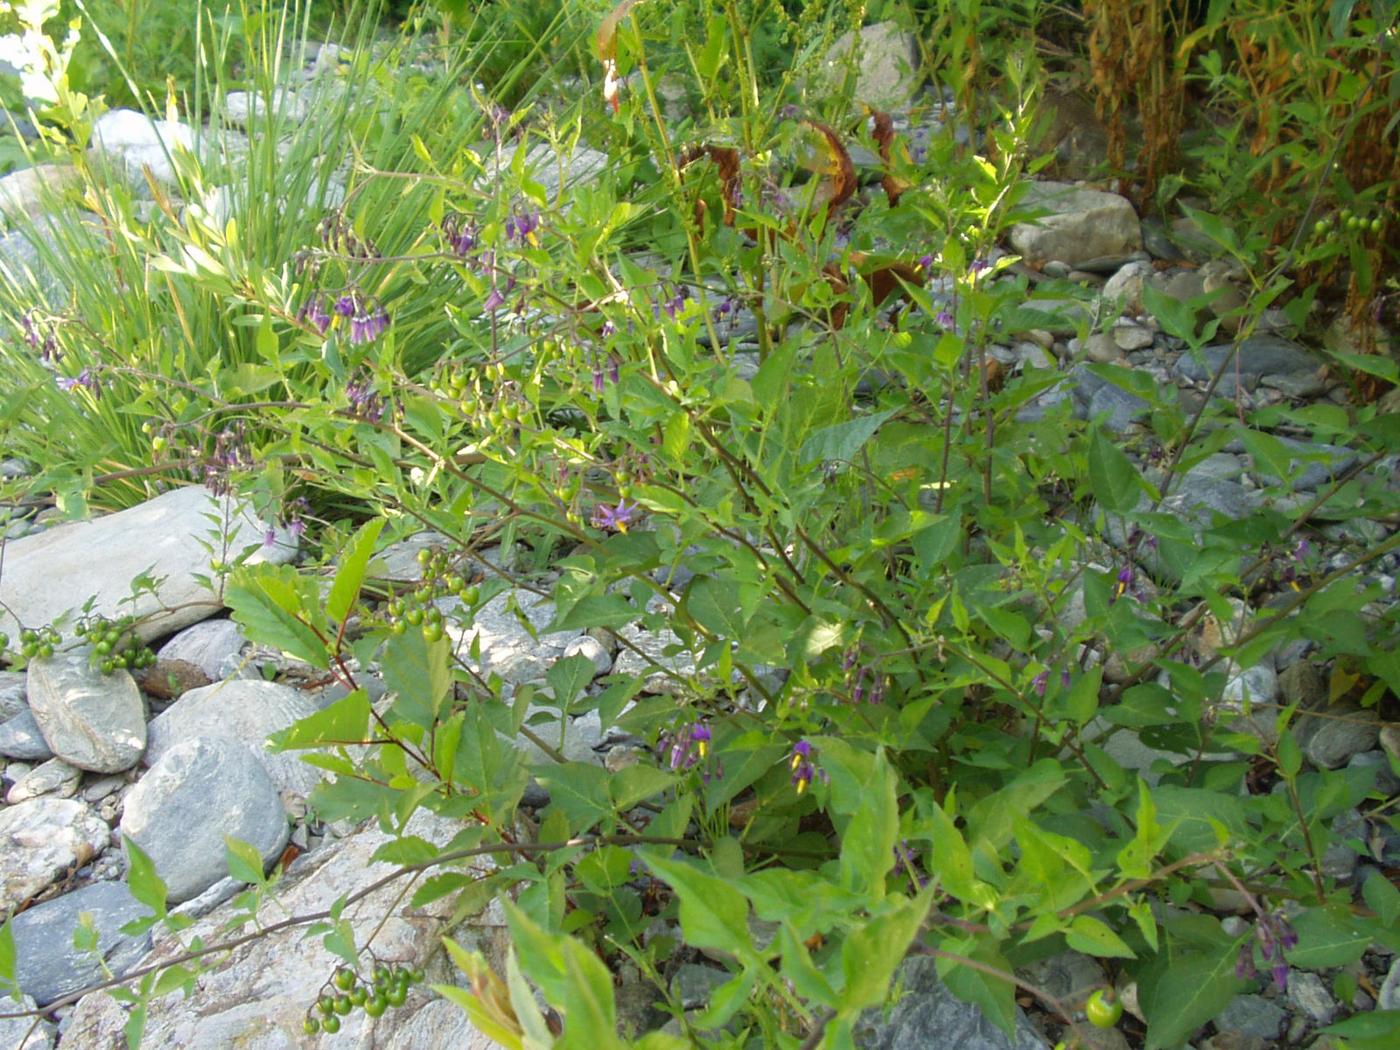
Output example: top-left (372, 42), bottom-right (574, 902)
top-left (1302, 702), bottom-right (1380, 770)
top-left (1010, 181), bottom-right (1142, 268)
top-left (0, 671), bottom-right (26, 721)
top-left (1087, 382), bottom-right (1151, 432)
top-left (1347, 750), bottom-right (1400, 796)
top-left (0, 994), bottom-right (55, 1050)
top-left (1286, 970), bottom-right (1336, 1025)
top-left (81, 774), bottom-right (128, 804)
top-left (86, 108), bottom-right (196, 192)
top-left (26, 650), bottom-right (146, 773)
top-left (0, 798), bottom-right (110, 913)
top-left (613, 624), bottom-right (698, 695)
top-left (811, 22), bottom-right (922, 111)
top-left (5, 757), bottom-right (81, 804)
top-left (1163, 477), bottom-right (1261, 529)
top-left (1101, 260), bottom-right (1154, 313)
top-left (144, 679), bottom-right (323, 798)
top-left (1112, 323), bottom-right (1154, 351)
top-left (445, 589), bottom-right (581, 686)
top-left (0, 165), bottom-right (80, 229)
top-left (0, 708), bottom-right (54, 761)
top-left (0, 485), bottom-right (297, 645)
top-left (1017, 951), bottom-right (1104, 1003)
top-left (10, 881), bottom-right (152, 1006)
top-left (222, 87), bottom-right (310, 126)
top-left (1222, 664), bottom-right (1278, 707)
top-left (482, 140), bottom-right (608, 202)
top-left (562, 634), bottom-right (613, 677)
top-left (1379, 956), bottom-right (1400, 1011)
top-left (0, 222), bottom-right (72, 307)
top-left (853, 954), bottom-right (1048, 1049)
top-left (1320, 808), bottom-right (1364, 882)
top-left (1214, 994), bottom-right (1285, 1040)
top-left (673, 963), bottom-right (733, 1008)
top-left (155, 618), bottom-right (247, 681)
top-left (63, 810), bottom-right (494, 1049)
top-left (1277, 663), bottom-right (1326, 707)
top-left (1080, 332), bottom-right (1123, 363)
top-left (120, 737), bottom-right (289, 904)
top-left (1174, 337), bottom-right (1325, 397)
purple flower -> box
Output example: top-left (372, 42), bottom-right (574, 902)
top-left (1060, 668), bottom-right (1071, 689)
top-left (348, 300), bottom-right (390, 345)
top-left (591, 498), bottom-right (638, 534)
top-left (333, 293), bottom-right (356, 318)
top-left (690, 723), bottom-right (711, 758)
top-left (346, 376), bottom-right (384, 422)
top-left (969, 259), bottom-right (990, 275)
top-left (482, 287), bottom-right (507, 313)
top-left (600, 320), bottom-right (617, 338)
top-left (56, 369), bottom-right (99, 396)
top-left (299, 296), bottom-right (332, 334)
top-left (592, 367), bottom-right (605, 395)
top-left (505, 210), bottom-right (540, 246)
top-left (789, 739), bottom-right (822, 795)
top-left (935, 308), bottom-right (954, 328)
top-left (1032, 670), bottom-right (1048, 697)
top-left (917, 254), bottom-right (934, 272)
top-left (441, 213), bottom-right (478, 257)
top-left (1112, 565), bottom-right (1134, 603)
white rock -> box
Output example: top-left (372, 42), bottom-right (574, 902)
top-left (0, 993), bottom-right (56, 1049)
top-left (156, 619), bottom-right (248, 681)
top-left (144, 679), bottom-right (323, 798)
top-left (222, 87), bottom-right (310, 126)
top-left (87, 108), bottom-right (197, 190)
top-left (445, 589), bottom-right (581, 685)
top-left (562, 634), bottom-right (613, 677)
top-left (120, 736), bottom-right (289, 904)
top-left (26, 649), bottom-right (146, 773)
top-left (0, 798), bottom-right (110, 913)
top-left (0, 485), bottom-right (297, 645)
top-left (811, 22), bottom-right (922, 111)
top-left (4, 756), bottom-right (81, 804)
top-left (64, 809), bottom-right (494, 1049)
top-left (1112, 322), bottom-right (1154, 350)
top-left (0, 164), bottom-right (80, 228)
top-left (1011, 181), bottom-right (1143, 267)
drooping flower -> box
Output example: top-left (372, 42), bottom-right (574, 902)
top-left (690, 723), bottom-right (711, 759)
top-left (789, 739), bottom-right (825, 795)
top-left (591, 498), bottom-right (638, 534)
top-left (935, 308), bottom-right (954, 328)
top-left (482, 286), bottom-right (507, 313)
top-left (1032, 670), bottom-right (1049, 697)
top-left (348, 300), bottom-right (390, 345)
top-left (298, 296), bottom-right (332, 334)
top-left (56, 369), bottom-right (99, 396)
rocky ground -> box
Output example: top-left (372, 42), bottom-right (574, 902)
top-left (0, 21), bottom-right (1397, 1050)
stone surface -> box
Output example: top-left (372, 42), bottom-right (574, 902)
top-left (1302, 702), bottom-right (1380, 770)
top-left (0, 708), bottom-right (54, 761)
top-left (0, 994), bottom-right (55, 1050)
top-left (222, 87), bottom-right (311, 126)
top-left (1285, 971), bottom-right (1336, 1025)
top-left (483, 140), bottom-right (608, 202)
top-left (144, 678), bottom-right (323, 797)
top-left (87, 108), bottom-right (196, 191)
top-left (26, 651), bottom-right (146, 773)
top-left (9, 881), bottom-right (151, 1007)
top-left (562, 634), bottom-right (613, 677)
top-left (0, 485), bottom-right (296, 645)
top-left (1010, 181), bottom-right (1142, 267)
top-left (0, 671), bottom-right (26, 721)
top-left (445, 589), bottom-right (581, 685)
top-left (4, 756), bottom-right (81, 804)
top-left (63, 810), bottom-right (493, 1049)
top-left (1379, 955), bottom-right (1400, 1011)
top-left (812, 22), bottom-right (922, 111)
top-left (1214, 994), bottom-right (1285, 1040)
top-left (613, 624), bottom-right (698, 694)
top-left (0, 164), bottom-right (79, 228)
top-left (0, 798), bottom-right (110, 913)
top-left (120, 736), bottom-right (289, 904)
top-left (155, 618), bottom-right (248, 681)
top-left (853, 955), bottom-right (1048, 1048)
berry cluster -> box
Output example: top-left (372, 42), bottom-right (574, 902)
top-left (14, 625), bottom-right (61, 661)
top-left (75, 614), bottom-right (156, 675)
top-left (380, 547), bottom-right (479, 643)
top-left (302, 964), bottom-right (424, 1033)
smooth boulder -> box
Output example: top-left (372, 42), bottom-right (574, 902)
top-left (26, 650), bottom-right (146, 773)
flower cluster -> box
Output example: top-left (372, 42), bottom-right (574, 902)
top-left (789, 739), bottom-right (826, 794)
top-left (654, 286), bottom-right (690, 321)
top-left (591, 355), bottom-right (620, 395)
top-left (345, 374), bottom-right (385, 423)
top-left (20, 310), bottom-right (59, 362)
top-left (298, 291), bottom-right (390, 345)
top-left (204, 422), bottom-right (252, 497)
top-left (317, 211), bottom-right (380, 262)
top-left (842, 648), bottom-right (886, 705)
top-left (440, 213), bottom-right (479, 257)
top-left (659, 722), bottom-right (714, 773)
top-left (1235, 911), bottom-right (1299, 992)
top-left (504, 210), bottom-right (540, 247)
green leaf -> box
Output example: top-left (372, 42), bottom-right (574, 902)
top-left (924, 792), bottom-right (977, 904)
top-left (1089, 427), bottom-right (1142, 513)
top-left (268, 688), bottom-right (370, 750)
top-left (549, 593), bottom-right (639, 632)
top-left (1285, 906), bottom-right (1373, 969)
top-left (690, 967), bottom-right (757, 1030)
top-left (124, 836), bottom-right (168, 919)
top-left (535, 761), bottom-right (612, 832)
top-left (503, 902), bottom-right (622, 1049)
top-left (546, 653), bottom-right (598, 712)
top-left (937, 935), bottom-right (1018, 1037)
top-left (1066, 915), bottom-right (1136, 959)
top-left (610, 764), bottom-right (676, 811)
top-left (326, 517), bottom-right (385, 625)
top-left (1139, 928), bottom-right (1247, 1050)
top-left (225, 563), bottom-right (327, 667)
top-left (0, 919), bottom-right (18, 1002)
top-left (799, 407), bottom-right (898, 466)
top-left (224, 837), bottom-right (268, 885)
top-left (645, 854), bottom-right (758, 965)
top-left (839, 889), bottom-right (934, 1012)
top-left (1322, 1010), bottom-right (1400, 1040)
top-left (381, 628), bottom-right (452, 727)
top-left (1117, 778), bottom-right (1167, 879)
top-left (1364, 870), bottom-right (1400, 928)
top-left (839, 749), bottom-right (899, 900)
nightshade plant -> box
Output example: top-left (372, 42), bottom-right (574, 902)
top-left (0, 2), bottom-right (1398, 1049)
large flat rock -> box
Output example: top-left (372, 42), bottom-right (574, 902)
top-left (64, 810), bottom-right (494, 1049)
top-left (0, 798), bottom-right (110, 914)
top-left (0, 485), bottom-right (296, 645)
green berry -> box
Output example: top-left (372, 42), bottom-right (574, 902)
top-left (303, 1016), bottom-right (321, 1034)
top-left (333, 967), bottom-right (356, 991)
top-left (385, 984), bottom-right (408, 1007)
top-left (320, 1014), bottom-right (340, 1034)
top-left (1086, 989), bottom-right (1123, 1029)
top-left (1371, 216), bottom-right (1384, 235)
top-left (333, 994), bottom-right (352, 1015)
top-left (349, 985), bottom-right (368, 1006)
top-left (373, 964), bottom-right (392, 985)
top-left (363, 994), bottom-right (387, 1017)
top-left (317, 994), bottom-right (337, 1017)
